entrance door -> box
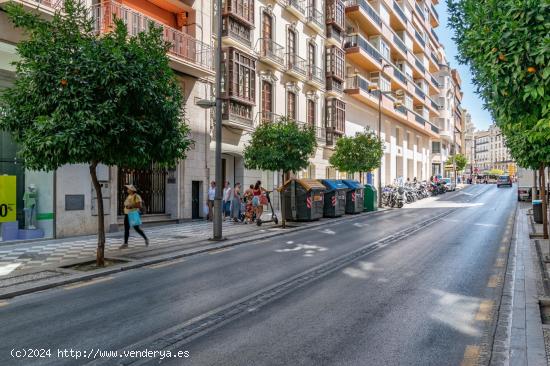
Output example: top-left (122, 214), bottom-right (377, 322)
top-left (192, 181), bottom-right (201, 219)
top-left (261, 81), bottom-right (273, 122)
top-left (262, 13), bottom-right (272, 56)
top-left (118, 163), bottom-right (166, 215)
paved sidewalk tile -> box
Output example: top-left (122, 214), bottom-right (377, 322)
top-left (0, 218), bottom-right (273, 276)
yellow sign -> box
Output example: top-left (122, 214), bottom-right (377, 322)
top-left (0, 176), bottom-right (17, 222)
top-left (508, 164), bottom-right (516, 176)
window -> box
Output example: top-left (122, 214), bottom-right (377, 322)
top-left (326, 0), bottom-right (345, 30)
top-left (287, 91), bottom-right (297, 120)
top-left (326, 98), bottom-right (345, 134)
top-left (224, 48), bottom-right (256, 103)
top-left (224, 0), bottom-right (254, 24)
top-left (326, 46), bottom-right (345, 80)
top-left (307, 99), bottom-right (316, 126)
top-left (432, 141), bottom-right (441, 153)
top-left (380, 40), bottom-right (391, 60)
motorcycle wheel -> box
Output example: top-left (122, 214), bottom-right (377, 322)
top-left (397, 201), bottom-right (404, 208)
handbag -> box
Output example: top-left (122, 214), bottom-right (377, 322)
top-left (128, 210), bottom-right (142, 227)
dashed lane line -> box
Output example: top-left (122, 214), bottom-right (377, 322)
top-left (64, 277), bottom-right (113, 290)
top-left (461, 345), bottom-right (481, 366)
top-left (487, 275), bottom-right (500, 288)
top-left (475, 300), bottom-right (495, 321)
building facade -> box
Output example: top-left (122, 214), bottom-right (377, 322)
top-left (473, 124), bottom-right (515, 174)
top-left (1, 0), bottom-right (464, 241)
top-left (462, 108), bottom-right (475, 174)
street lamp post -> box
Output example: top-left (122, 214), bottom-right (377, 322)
top-left (197, 0), bottom-right (224, 240)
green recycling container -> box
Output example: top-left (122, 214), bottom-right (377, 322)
top-left (364, 184), bottom-right (377, 212)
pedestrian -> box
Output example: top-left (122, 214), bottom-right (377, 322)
top-left (252, 180), bottom-right (266, 221)
top-left (223, 181), bottom-right (232, 220)
top-left (244, 184), bottom-right (255, 224)
top-left (207, 181), bottom-right (215, 221)
top-left (230, 182), bottom-right (241, 223)
top-left (120, 184), bottom-right (149, 249)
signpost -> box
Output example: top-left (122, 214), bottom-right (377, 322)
top-left (0, 176), bottom-right (17, 222)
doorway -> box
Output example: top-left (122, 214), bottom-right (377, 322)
top-left (191, 181), bottom-right (201, 219)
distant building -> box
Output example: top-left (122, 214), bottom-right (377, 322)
top-left (474, 124), bottom-right (515, 175)
top-left (462, 109), bottom-right (475, 174)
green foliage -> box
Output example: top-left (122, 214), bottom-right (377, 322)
top-left (0, 0), bottom-right (192, 171)
top-left (447, 0), bottom-right (550, 168)
top-left (329, 129), bottom-right (383, 174)
top-left (445, 154), bottom-right (468, 172)
top-left (243, 117), bottom-right (316, 174)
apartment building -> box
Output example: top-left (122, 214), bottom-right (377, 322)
top-left (342, 0), bottom-right (446, 185)
top-left (0, 0), bottom-right (215, 239)
top-left (474, 124), bottom-right (515, 174)
top-left (462, 108), bottom-right (476, 174)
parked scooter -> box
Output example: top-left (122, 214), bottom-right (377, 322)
top-left (256, 191), bottom-right (279, 226)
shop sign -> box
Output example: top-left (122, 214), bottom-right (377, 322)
top-left (0, 176), bottom-right (16, 222)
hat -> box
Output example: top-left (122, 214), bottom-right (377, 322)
top-left (124, 184), bottom-right (137, 192)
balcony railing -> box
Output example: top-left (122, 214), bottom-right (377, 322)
top-left (430, 51), bottom-right (439, 66)
top-left (91, 3), bottom-right (213, 72)
top-left (393, 34), bottom-right (407, 54)
top-left (430, 99), bottom-right (440, 110)
top-left (326, 78), bottom-right (344, 93)
top-left (222, 22), bottom-right (252, 47)
top-left (430, 3), bottom-right (439, 19)
top-left (223, 108), bottom-right (254, 128)
top-left (414, 85), bottom-right (426, 99)
top-left (345, 74), bottom-right (373, 92)
top-left (286, 53), bottom-right (307, 77)
top-left (307, 6), bottom-right (325, 30)
top-left (392, 1), bottom-right (407, 23)
top-left (414, 30), bottom-right (426, 48)
top-left (415, 2), bottom-right (425, 20)
top-left (257, 111), bottom-right (281, 124)
top-left (430, 124), bottom-right (439, 133)
top-left (344, 34), bottom-right (383, 63)
top-left (308, 64), bottom-right (324, 84)
top-left (393, 67), bottom-right (407, 85)
top-left (414, 57), bottom-right (426, 73)
top-left (414, 113), bottom-right (426, 126)
top-left (326, 25), bottom-right (345, 45)
top-left (258, 38), bottom-right (285, 66)
top-left (431, 28), bottom-right (439, 43)
top-left (346, 0), bottom-right (382, 27)
top-left (285, 0), bottom-right (306, 16)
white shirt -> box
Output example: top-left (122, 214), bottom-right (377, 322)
top-left (208, 187), bottom-right (216, 201)
top-left (223, 187), bottom-right (232, 201)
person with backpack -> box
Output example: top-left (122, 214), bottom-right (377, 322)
top-left (120, 184), bottom-right (149, 249)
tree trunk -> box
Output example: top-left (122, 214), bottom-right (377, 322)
top-left (90, 162), bottom-right (106, 267)
top-left (540, 164), bottom-right (548, 240)
top-left (534, 169), bottom-right (538, 200)
top-left (281, 171), bottom-right (286, 228)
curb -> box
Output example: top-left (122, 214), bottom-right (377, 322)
top-left (0, 208), bottom-right (391, 299)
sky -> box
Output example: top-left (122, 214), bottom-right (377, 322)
top-left (435, 1), bottom-right (493, 131)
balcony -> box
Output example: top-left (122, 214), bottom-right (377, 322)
top-left (0, 0), bottom-right (63, 16)
top-left (344, 75), bottom-right (380, 107)
top-left (257, 38), bottom-right (285, 69)
top-left (344, 34), bottom-right (383, 71)
top-left (431, 28), bottom-right (439, 43)
top-left (326, 25), bottom-right (345, 46)
top-left (429, 3), bottom-right (439, 27)
top-left (414, 29), bottom-right (426, 52)
top-left (326, 77), bottom-right (345, 95)
top-left (414, 85), bottom-right (426, 99)
top-left (284, 0), bottom-right (306, 19)
top-left (415, 2), bottom-right (425, 21)
top-left (430, 124), bottom-right (440, 133)
top-left (307, 64), bottom-right (325, 87)
top-left (91, 2), bottom-right (214, 78)
top-left (222, 20), bottom-right (253, 49)
top-left (391, 1), bottom-right (408, 30)
top-left (307, 6), bottom-right (325, 33)
top-left (222, 106), bottom-right (254, 130)
top-left (392, 66), bottom-right (408, 88)
top-left (414, 56), bottom-right (426, 74)
top-left (393, 34), bottom-right (408, 55)
top-left (286, 53), bottom-right (307, 79)
top-left (345, 0), bottom-right (382, 34)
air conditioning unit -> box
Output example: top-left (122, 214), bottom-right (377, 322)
top-left (395, 89), bottom-right (405, 97)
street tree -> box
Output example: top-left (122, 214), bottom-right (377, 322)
top-left (0, 0), bottom-right (192, 265)
top-left (243, 117), bottom-right (316, 226)
top-left (445, 154), bottom-right (468, 172)
top-left (329, 129), bottom-right (384, 181)
top-left (447, 0), bottom-right (550, 238)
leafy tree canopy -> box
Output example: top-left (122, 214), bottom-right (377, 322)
top-left (445, 153), bottom-right (468, 172)
top-left (328, 129), bottom-right (383, 174)
top-left (0, 0), bottom-right (192, 171)
top-left (243, 117), bottom-right (317, 174)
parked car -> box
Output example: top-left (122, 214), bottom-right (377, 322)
top-left (516, 167), bottom-right (533, 201)
top-left (441, 178), bottom-right (456, 191)
top-left (497, 175), bottom-right (513, 188)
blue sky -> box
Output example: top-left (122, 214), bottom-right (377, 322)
top-left (435, 1), bottom-right (493, 131)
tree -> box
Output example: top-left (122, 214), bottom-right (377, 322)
top-left (445, 154), bottom-right (468, 172)
top-left (447, 0), bottom-right (550, 238)
top-left (0, 0), bottom-right (192, 265)
top-left (243, 117), bottom-right (316, 226)
top-left (329, 129), bottom-right (383, 180)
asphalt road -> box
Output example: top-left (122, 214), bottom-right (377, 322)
top-left (0, 184), bottom-right (516, 366)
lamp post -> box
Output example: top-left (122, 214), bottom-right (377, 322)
top-left (368, 63), bottom-right (393, 208)
top-left (197, 0), bottom-right (224, 240)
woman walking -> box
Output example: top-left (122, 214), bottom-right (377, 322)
top-left (120, 184), bottom-right (149, 249)
top-left (252, 180), bottom-right (266, 221)
top-left (230, 182), bottom-right (241, 223)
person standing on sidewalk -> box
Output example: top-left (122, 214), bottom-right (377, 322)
top-left (223, 181), bottom-right (232, 220)
top-left (120, 184), bottom-right (149, 249)
top-left (230, 182), bottom-right (242, 223)
top-left (207, 181), bottom-right (216, 221)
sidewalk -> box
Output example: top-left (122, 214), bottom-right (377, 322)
top-left (0, 214), bottom-right (281, 276)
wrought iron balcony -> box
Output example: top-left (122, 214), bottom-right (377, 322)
top-left (307, 64), bottom-right (324, 85)
top-left (284, 0), bottom-right (306, 17)
top-left (257, 38), bottom-right (285, 68)
top-left (222, 20), bottom-right (253, 48)
top-left (326, 25), bottom-right (345, 46)
top-left (307, 5), bottom-right (325, 32)
top-left (91, 2), bottom-right (214, 75)
top-left (286, 53), bottom-right (307, 78)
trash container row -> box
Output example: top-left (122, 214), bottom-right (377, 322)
top-left (279, 179), bottom-right (378, 222)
